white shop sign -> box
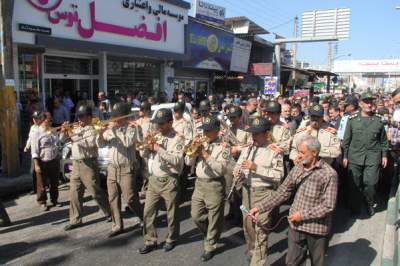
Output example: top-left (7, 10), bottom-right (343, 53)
top-left (13, 0), bottom-right (188, 54)
top-left (194, 0), bottom-right (225, 25)
top-left (230, 37), bottom-right (252, 73)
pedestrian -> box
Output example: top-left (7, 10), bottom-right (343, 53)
top-left (186, 116), bottom-right (231, 261)
top-left (24, 111), bottom-right (44, 194)
top-left (234, 117), bottom-right (284, 266)
top-left (52, 98), bottom-right (70, 127)
top-left (61, 105), bottom-right (111, 231)
top-left (97, 103), bottom-right (144, 237)
top-left (139, 109), bottom-right (185, 254)
top-left (343, 92), bottom-right (389, 216)
top-left (0, 201), bottom-right (11, 227)
top-left (31, 112), bottom-right (61, 211)
top-left (249, 135), bottom-right (338, 266)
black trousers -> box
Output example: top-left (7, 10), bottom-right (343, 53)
top-left (286, 227), bottom-right (327, 266)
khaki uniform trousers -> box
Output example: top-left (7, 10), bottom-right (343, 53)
top-left (107, 165), bottom-right (143, 232)
top-left (143, 175), bottom-right (180, 245)
top-left (243, 186), bottom-right (273, 266)
top-left (191, 178), bottom-right (225, 252)
top-left (69, 159), bottom-right (110, 225)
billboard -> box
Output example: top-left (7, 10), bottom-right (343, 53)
top-left (264, 76), bottom-right (278, 95)
top-left (13, 0), bottom-right (189, 54)
top-left (230, 37), bottom-right (252, 73)
top-left (302, 8), bottom-right (350, 40)
top-left (194, 0), bottom-right (226, 25)
top-left (334, 60), bottom-right (400, 73)
top-left (186, 20), bottom-right (233, 71)
top-left (251, 63), bottom-right (273, 76)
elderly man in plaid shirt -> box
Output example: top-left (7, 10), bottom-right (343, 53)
top-left (249, 135), bottom-right (338, 266)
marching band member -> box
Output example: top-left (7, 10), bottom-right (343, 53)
top-left (233, 117), bottom-right (284, 266)
top-left (186, 116), bottom-right (232, 261)
top-left (139, 109), bottom-right (185, 254)
top-left (61, 105), bottom-right (111, 231)
top-left (290, 104), bottom-right (341, 165)
top-left (96, 103), bottom-right (143, 238)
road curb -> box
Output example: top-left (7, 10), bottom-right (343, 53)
top-left (381, 173), bottom-right (400, 266)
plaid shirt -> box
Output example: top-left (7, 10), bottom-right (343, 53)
top-left (256, 159), bottom-right (338, 236)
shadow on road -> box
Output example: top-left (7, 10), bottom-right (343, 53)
top-left (0, 204), bottom-right (99, 234)
top-left (326, 238), bottom-right (376, 266)
top-left (0, 235), bottom-right (68, 265)
top-left (30, 254), bottom-right (72, 266)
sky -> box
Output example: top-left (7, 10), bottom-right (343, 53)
top-left (190, 0), bottom-right (400, 65)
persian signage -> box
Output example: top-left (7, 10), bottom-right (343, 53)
top-left (12, 0), bottom-right (189, 54)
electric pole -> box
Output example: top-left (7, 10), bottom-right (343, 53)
top-left (0, 0), bottom-right (20, 176)
top-left (292, 16), bottom-right (298, 89)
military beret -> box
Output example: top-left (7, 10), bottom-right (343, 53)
top-left (77, 105), bottom-right (93, 117)
top-left (199, 100), bottom-right (210, 112)
top-left (151, 108), bottom-right (173, 124)
top-left (140, 101), bottom-right (152, 111)
top-left (112, 102), bottom-right (131, 118)
top-left (345, 96), bottom-right (359, 107)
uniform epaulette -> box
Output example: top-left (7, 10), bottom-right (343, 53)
top-left (349, 113), bottom-right (359, 119)
top-left (323, 127), bottom-right (337, 135)
top-left (295, 127), bottom-right (307, 134)
top-left (303, 115), bottom-right (310, 120)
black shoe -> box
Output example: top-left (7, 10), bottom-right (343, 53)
top-left (138, 244), bottom-right (157, 254)
top-left (0, 220), bottom-right (11, 227)
top-left (106, 216), bottom-right (112, 223)
top-left (164, 242), bottom-right (175, 252)
top-left (107, 230), bottom-right (123, 238)
top-left (201, 251), bottom-right (213, 261)
top-left (367, 205), bottom-right (375, 217)
top-left (64, 223), bottom-right (82, 231)
top-left (52, 202), bottom-right (63, 208)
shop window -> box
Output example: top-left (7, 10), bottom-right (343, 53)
top-left (44, 56), bottom-right (98, 75)
top-left (107, 57), bottom-right (160, 99)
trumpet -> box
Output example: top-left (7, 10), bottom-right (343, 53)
top-left (136, 132), bottom-right (162, 151)
top-left (184, 136), bottom-right (208, 157)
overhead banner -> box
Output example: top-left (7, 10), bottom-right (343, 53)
top-left (13, 0), bottom-right (189, 54)
top-left (230, 37), bottom-right (252, 73)
top-left (251, 63), bottom-right (273, 76)
top-left (186, 20), bottom-right (233, 71)
top-left (334, 59), bottom-right (400, 73)
top-left (194, 0), bottom-right (226, 25)
top-left (263, 76), bottom-right (278, 95)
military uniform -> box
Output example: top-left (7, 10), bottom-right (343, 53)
top-left (97, 103), bottom-right (143, 236)
top-left (141, 109), bottom-right (185, 251)
top-left (271, 122), bottom-right (292, 152)
top-left (186, 117), bottom-right (231, 260)
top-left (61, 107), bottom-right (111, 229)
top-left (290, 105), bottom-right (341, 165)
top-left (136, 103), bottom-right (156, 194)
top-left (343, 92), bottom-right (389, 214)
top-left (235, 117), bottom-right (284, 266)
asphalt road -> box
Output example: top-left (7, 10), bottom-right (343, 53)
top-left (0, 183), bottom-right (386, 266)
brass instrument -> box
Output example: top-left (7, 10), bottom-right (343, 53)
top-left (136, 132), bottom-right (162, 151)
top-left (184, 136), bottom-right (208, 157)
top-left (217, 114), bottom-right (240, 145)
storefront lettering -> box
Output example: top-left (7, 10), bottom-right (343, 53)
top-left (122, 0), bottom-right (185, 22)
top-left (26, 0), bottom-right (168, 41)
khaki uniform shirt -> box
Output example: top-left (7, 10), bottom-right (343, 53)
top-left (192, 118), bottom-right (203, 137)
top-left (96, 125), bottom-right (139, 167)
top-left (31, 126), bottom-right (59, 162)
top-left (290, 127), bottom-right (341, 164)
top-left (231, 127), bottom-right (251, 146)
top-left (151, 130), bottom-right (185, 178)
top-left (173, 118), bottom-right (193, 145)
top-left (186, 138), bottom-right (231, 180)
top-left (60, 125), bottom-right (98, 160)
top-left (272, 122), bottom-right (292, 152)
top-left (234, 144), bottom-right (284, 188)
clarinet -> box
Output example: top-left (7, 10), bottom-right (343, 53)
top-left (225, 144), bottom-right (252, 201)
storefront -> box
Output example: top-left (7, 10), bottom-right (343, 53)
top-left (12, 0), bottom-right (190, 108)
top-left (174, 18), bottom-right (235, 102)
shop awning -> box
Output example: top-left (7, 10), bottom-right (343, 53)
top-left (282, 65), bottom-right (338, 77)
